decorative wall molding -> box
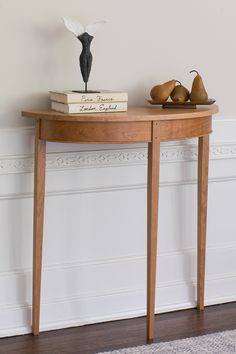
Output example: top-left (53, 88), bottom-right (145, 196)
top-left (2, 272), bottom-right (236, 312)
top-left (0, 156), bottom-right (33, 174)
top-left (2, 241), bottom-right (236, 279)
top-left (0, 175), bottom-right (236, 201)
top-left (0, 142), bottom-right (236, 175)
top-left (210, 143), bottom-right (236, 159)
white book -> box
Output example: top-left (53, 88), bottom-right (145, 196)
top-left (51, 101), bottom-right (128, 114)
top-left (49, 90), bottom-right (128, 104)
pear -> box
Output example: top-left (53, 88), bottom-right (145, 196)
top-left (170, 80), bottom-right (190, 103)
top-left (190, 70), bottom-right (208, 102)
top-left (150, 80), bottom-right (176, 103)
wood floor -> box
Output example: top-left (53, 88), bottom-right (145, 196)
top-left (1, 302), bottom-right (236, 354)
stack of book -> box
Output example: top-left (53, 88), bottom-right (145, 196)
top-left (49, 90), bottom-right (128, 114)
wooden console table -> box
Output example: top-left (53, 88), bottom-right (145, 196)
top-left (22, 105), bottom-right (218, 341)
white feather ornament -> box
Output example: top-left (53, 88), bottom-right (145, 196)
top-left (63, 18), bottom-right (84, 37)
top-left (63, 18), bottom-right (107, 37)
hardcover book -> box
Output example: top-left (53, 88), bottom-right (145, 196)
top-left (51, 101), bottom-right (128, 114)
top-left (49, 90), bottom-right (128, 104)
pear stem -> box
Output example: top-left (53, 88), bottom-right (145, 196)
top-left (190, 70), bottom-right (199, 75)
top-left (176, 80), bottom-right (182, 85)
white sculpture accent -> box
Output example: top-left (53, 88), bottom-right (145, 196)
top-left (63, 18), bottom-right (108, 37)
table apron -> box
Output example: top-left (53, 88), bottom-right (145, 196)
top-left (39, 116), bottom-right (212, 144)
top-left (158, 116), bottom-right (212, 141)
top-left (40, 120), bottom-right (152, 143)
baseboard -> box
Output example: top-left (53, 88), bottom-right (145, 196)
top-left (1, 294), bottom-right (236, 338)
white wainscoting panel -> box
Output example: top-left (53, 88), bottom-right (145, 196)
top-left (0, 118), bottom-right (236, 337)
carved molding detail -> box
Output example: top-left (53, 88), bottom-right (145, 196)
top-left (0, 143), bottom-right (236, 175)
top-left (0, 156), bottom-right (33, 174)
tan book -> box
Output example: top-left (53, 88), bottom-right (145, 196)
top-left (51, 101), bottom-right (128, 114)
top-left (49, 90), bottom-right (128, 104)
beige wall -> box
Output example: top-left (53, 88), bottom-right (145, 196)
top-left (0, 0), bottom-right (235, 127)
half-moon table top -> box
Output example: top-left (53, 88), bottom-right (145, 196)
top-left (22, 105), bottom-right (219, 123)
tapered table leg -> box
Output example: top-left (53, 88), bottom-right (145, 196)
top-left (147, 122), bottom-right (160, 342)
top-left (197, 134), bottom-right (210, 311)
top-left (32, 120), bottom-right (46, 335)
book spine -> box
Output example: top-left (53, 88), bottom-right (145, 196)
top-left (50, 92), bottom-right (128, 104)
top-left (51, 101), bottom-right (127, 114)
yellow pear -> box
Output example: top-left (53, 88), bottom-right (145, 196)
top-left (190, 70), bottom-right (208, 102)
top-left (170, 80), bottom-right (190, 103)
top-left (150, 80), bottom-right (176, 103)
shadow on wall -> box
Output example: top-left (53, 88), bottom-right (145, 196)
top-left (8, 198), bottom-right (32, 328)
top-left (177, 162), bottom-right (197, 304)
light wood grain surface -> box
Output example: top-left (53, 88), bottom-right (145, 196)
top-left (147, 122), bottom-right (161, 341)
top-left (197, 135), bottom-right (210, 311)
top-left (32, 120), bottom-right (46, 335)
top-left (22, 105), bottom-right (218, 122)
top-left (40, 120), bottom-right (152, 144)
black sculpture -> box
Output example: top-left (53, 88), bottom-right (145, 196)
top-left (63, 18), bottom-right (107, 93)
top-left (78, 32), bottom-right (93, 93)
